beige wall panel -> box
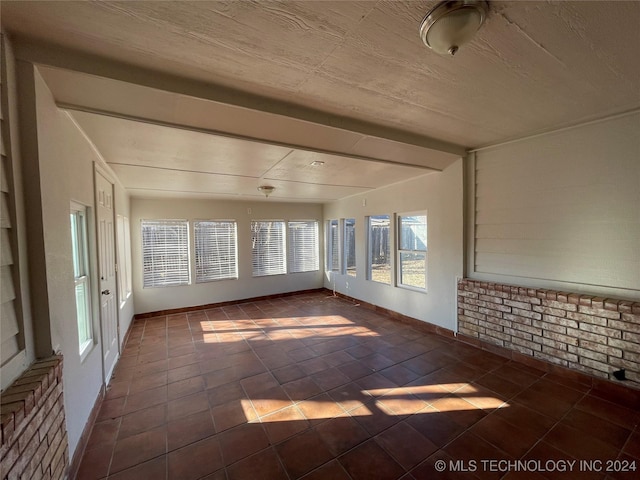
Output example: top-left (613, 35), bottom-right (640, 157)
top-left (473, 113), bottom-right (640, 296)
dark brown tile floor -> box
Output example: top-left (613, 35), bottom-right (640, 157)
top-left (77, 292), bottom-right (640, 480)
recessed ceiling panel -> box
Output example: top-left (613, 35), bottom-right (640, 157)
top-left (70, 111), bottom-right (290, 176)
top-left (264, 150), bottom-right (432, 188)
top-left (110, 164), bottom-right (368, 202)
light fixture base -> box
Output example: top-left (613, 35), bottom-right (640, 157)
top-left (419, 0), bottom-right (489, 56)
top-left (257, 185), bottom-right (276, 198)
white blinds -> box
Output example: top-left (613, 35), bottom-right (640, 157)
top-left (142, 220), bottom-right (190, 287)
top-left (344, 218), bottom-right (356, 276)
top-left (251, 220), bottom-right (286, 277)
top-left (288, 220), bottom-right (319, 273)
top-left (195, 220), bottom-right (238, 282)
top-left (328, 219), bottom-right (339, 271)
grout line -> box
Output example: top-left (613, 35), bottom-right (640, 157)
top-left (515, 385), bottom-right (594, 477)
top-left (95, 292), bottom-right (633, 480)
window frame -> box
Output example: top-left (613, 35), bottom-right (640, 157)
top-left (194, 219), bottom-right (238, 283)
top-left (251, 220), bottom-right (287, 277)
top-left (327, 219), bottom-right (340, 272)
top-left (116, 215), bottom-right (133, 307)
top-left (70, 202), bottom-right (94, 360)
top-left (343, 218), bottom-right (356, 277)
top-left (141, 219), bottom-right (191, 288)
top-left (397, 212), bottom-right (428, 292)
top-left (288, 220), bottom-right (319, 273)
top-left (367, 214), bottom-right (392, 285)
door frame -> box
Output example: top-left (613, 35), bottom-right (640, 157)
top-left (94, 163), bottom-right (120, 385)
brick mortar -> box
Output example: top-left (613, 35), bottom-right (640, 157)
top-left (458, 279), bottom-right (640, 390)
top-left (1, 356), bottom-right (68, 479)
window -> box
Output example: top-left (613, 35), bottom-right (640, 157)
top-left (141, 220), bottom-right (190, 287)
top-left (116, 215), bottom-right (132, 305)
top-left (70, 204), bottom-right (93, 357)
top-left (251, 221), bottom-right (286, 277)
top-left (195, 220), bottom-right (238, 282)
top-left (367, 215), bottom-right (391, 284)
top-left (398, 214), bottom-right (427, 290)
top-left (288, 220), bottom-right (319, 273)
top-left (327, 219), bottom-right (339, 272)
top-left (344, 218), bottom-right (356, 277)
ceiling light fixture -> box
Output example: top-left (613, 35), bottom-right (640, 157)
top-left (310, 161), bottom-right (325, 167)
top-left (419, 0), bottom-right (489, 56)
top-left (257, 185), bottom-right (276, 198)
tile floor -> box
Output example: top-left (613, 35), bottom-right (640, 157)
top-left (77, 292), bottom-right (640, 480)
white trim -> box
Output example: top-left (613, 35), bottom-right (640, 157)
top-left (463, 152), bottom-right (476, 278)
top-left (366, 214), bottom-right (392, 285)
top-left (70, 203), bottom-right (95, 362)
top-left (396, 212), bottom-right (428, 292)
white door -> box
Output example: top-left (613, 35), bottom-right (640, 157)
top-left (96, 169), bottom-right (119, 382)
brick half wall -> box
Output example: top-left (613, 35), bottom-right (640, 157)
top-left (0, 356), bottom-right (68, 480)
top-left (457, 279), bottom-right (640, 388)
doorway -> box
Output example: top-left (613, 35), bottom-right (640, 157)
top-left (95, 167), bottom-right (119, 382)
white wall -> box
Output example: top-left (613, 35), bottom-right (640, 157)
top-left (323, 161), bottom-right (464, 331)
top-left (131, 198), bottom-right (323, 314)
top-left (470, 112), bottom-right (640, 300)
top-left (31, 66), bottom-right (131, 457)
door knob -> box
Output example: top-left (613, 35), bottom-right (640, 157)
top-left (102, 289), bottom-right (111, 295)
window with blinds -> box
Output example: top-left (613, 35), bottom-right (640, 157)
top-left (251, 220), bottom-right (286, 277)
top-left (288, 220), bottom-right (319, 273)
top-left (195, 220), bottom-right (238, 283)
top-left (141, 220), bottom-right (190, 287)
top-left (344, 218), bottom-right (356, 277)
top-left (327, 219), bottom-right (340, 272)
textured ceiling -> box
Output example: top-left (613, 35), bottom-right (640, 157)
top-left (2, 0), bottom-right (639, 201)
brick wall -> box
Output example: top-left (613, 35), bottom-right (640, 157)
top-left (458, 279), bottom-right (640, 388)
top-left (0, 356), bottom-right (68, 480)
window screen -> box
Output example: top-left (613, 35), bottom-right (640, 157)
top-left (71, 205), bottom-right (92, 356)
top-left (344, 218), bottom-right (356, 277)
top-left (288, 220), bottom-right (319, 273)
top-left (195, 220), bottom-right (238, 282)
top-left (367, 215), bottom-right (391, 284)
top-left (141, 220), bottom-right (190, 287)
top-left (398, 214), bottom-right (427, 290)
top-left (251, 220), bottom-right (286, 277)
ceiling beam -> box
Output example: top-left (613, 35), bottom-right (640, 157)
top-left (12, 35), bottom-right (468, 157)
top-left (59, 103), bottom-right (442, 172)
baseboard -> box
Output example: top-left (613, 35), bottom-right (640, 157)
top-left (68, 385), bottom-right (105, 480)
top-left (325, 288), bottom-right (457, 339)
top-left (324, 289), bottom-right (640, 410)
top-left (134, 288), bottom-right (325, 319)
